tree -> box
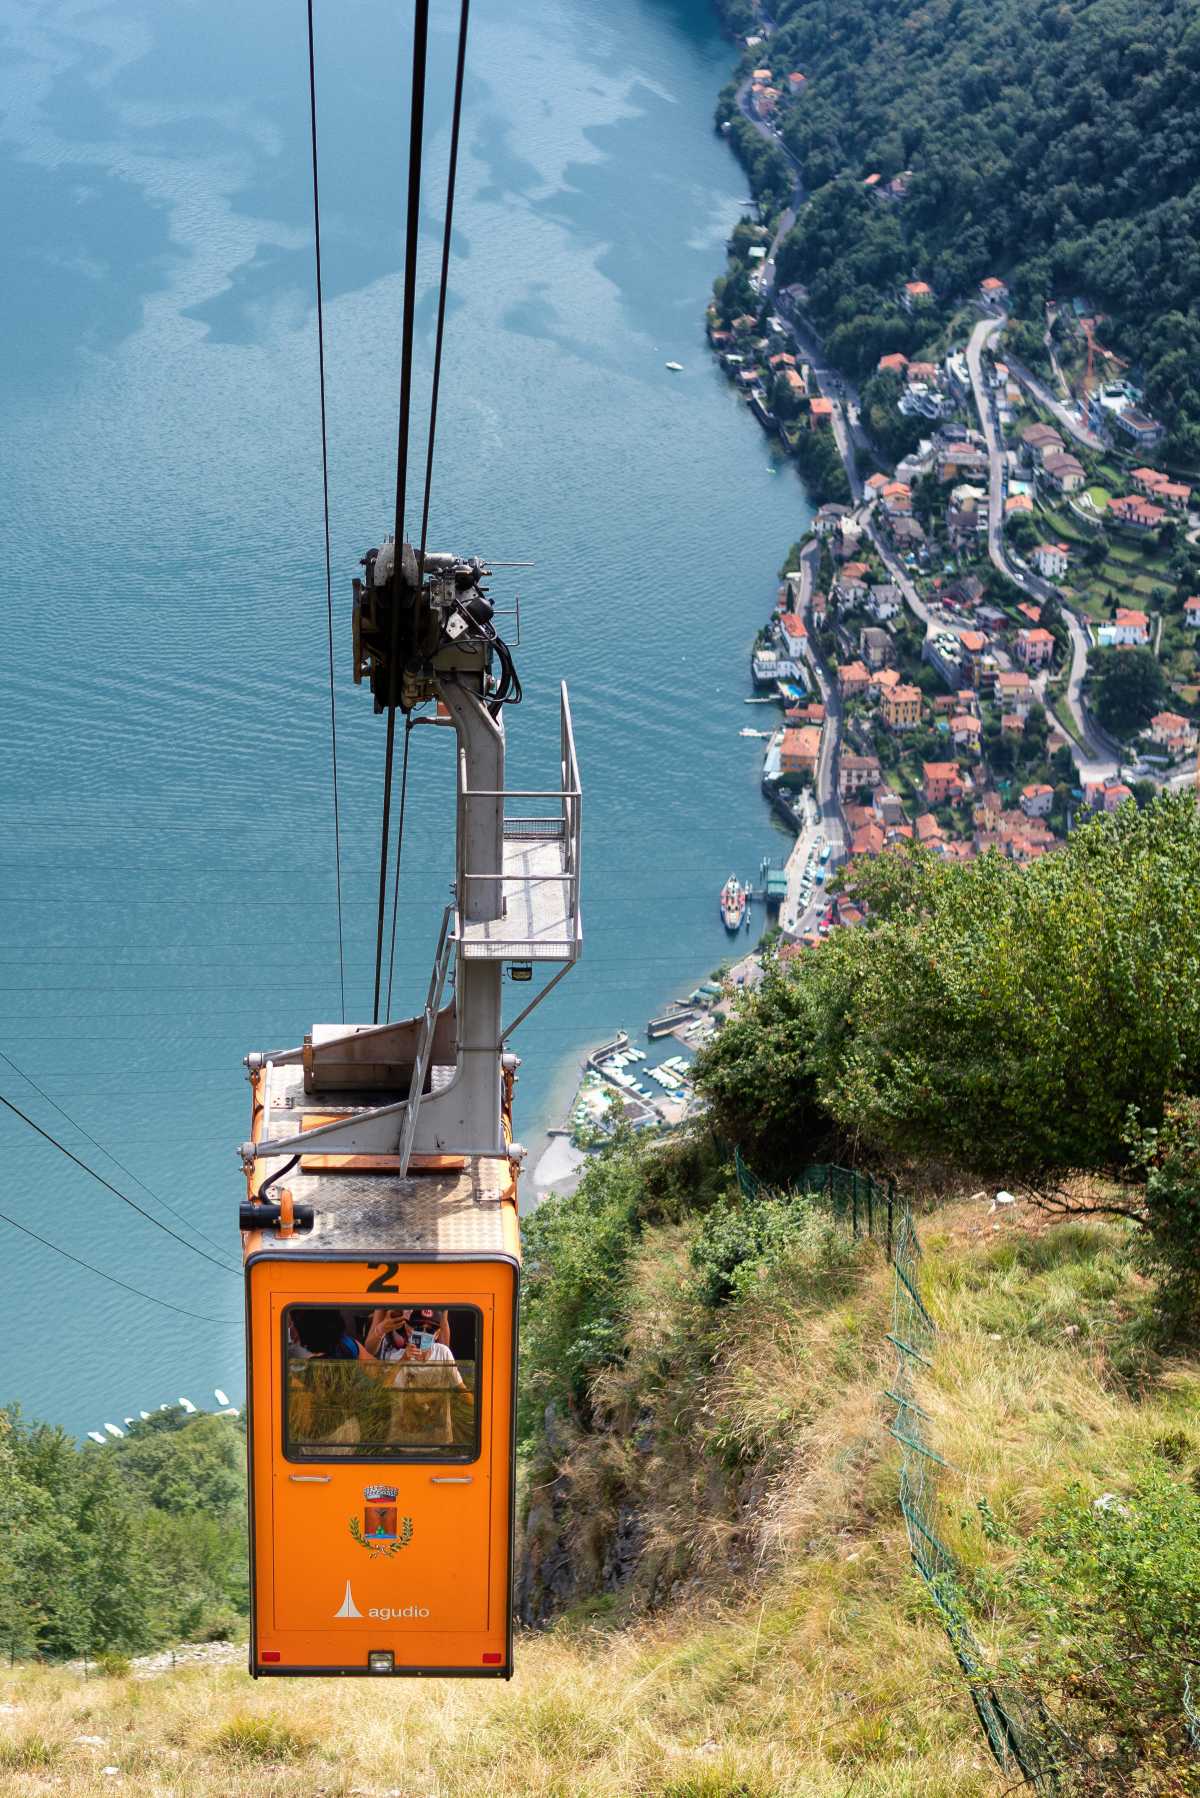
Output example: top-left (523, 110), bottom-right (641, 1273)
top-left (695, 795), bottom-right (1200, 1191)
top-left (771, 371), bottom-right (801, 421)
top-left (1007, 511), bottom-right (1039, 552)
top-left (0, 1408), bottom-right (247, 1660)
top-left (1091, 646), bottom-right (1168, 736)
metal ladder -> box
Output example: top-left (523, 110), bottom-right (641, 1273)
top-left (396, 905), bottom-right (454, 1176)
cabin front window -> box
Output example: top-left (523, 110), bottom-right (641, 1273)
top-left (283, 1304), bottom-right (480, 1462)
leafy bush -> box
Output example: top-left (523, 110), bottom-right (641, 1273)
top-left (690, 1191), bottom-right (862, 1306)
top-left (519, 1142), bottom-right (647, 1442)
top-left (695, 796), bottom-right (1200, 1196)
top-left (988, 1467), bottom-right (1200, 1794)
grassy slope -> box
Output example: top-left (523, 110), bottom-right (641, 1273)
top-left (3, 1202), bottom-right (1196, 1796)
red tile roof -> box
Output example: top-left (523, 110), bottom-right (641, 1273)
top-left (1110, 495), bottom-right (1166, 527)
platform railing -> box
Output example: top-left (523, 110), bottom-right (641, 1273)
top-left (454, 683), bottom-right (582, 960)
top-left (396, 905), bottom-right (454, 1176)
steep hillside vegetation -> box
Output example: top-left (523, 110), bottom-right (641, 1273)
top-left (2, 1150), bottom-right (1198, 1791)
top-left (0, 1409), bottom-right (246, 1660)
top-left (734, 0), bottom-right (1200, 458)
top-left (518, 1141), bottom-right (1200, 1795)
top-left (698, 796), bottom-right (1200, 1337)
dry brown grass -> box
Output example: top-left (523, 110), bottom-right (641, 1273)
top-left (0, 1591), bottom-right (1002, 1797)
top-left (6, 1200), bottom-right (1193, 1796)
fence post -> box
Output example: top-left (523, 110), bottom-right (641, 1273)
top-left (887, 1183), bottom-right (895, 1261)
top-left (852, 1172), bottom-right (859, 1238)
top-left (867, 1176), bottom-right (875, 1239)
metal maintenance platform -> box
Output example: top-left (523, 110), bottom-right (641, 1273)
top-left (249, 1057), bottom-right (512, 1257)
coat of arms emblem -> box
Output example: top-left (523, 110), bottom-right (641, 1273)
top-left (350, 1485), bottom-right (413, 1558)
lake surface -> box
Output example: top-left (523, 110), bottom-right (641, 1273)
top-left (0, 0), bottom-right (812, 1434)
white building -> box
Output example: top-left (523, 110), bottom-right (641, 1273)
top-left (1032, 543), bottom-right (1069, 580)
top-left (1097, 607), bottom-right (1150, 648)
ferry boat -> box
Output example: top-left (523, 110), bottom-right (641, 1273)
top-left (720, 874), bottom-right (747, 933)
top-left (665, 360), bottom-right (683, 371)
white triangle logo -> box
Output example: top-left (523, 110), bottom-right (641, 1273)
top-left (334, 1580), bottom-right (362, 1620)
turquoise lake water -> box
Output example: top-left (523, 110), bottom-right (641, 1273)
top-left (0, 0), bottom-right (812, 1433)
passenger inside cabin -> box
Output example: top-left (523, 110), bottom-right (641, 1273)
top-left (388, 1326), bottom-right (471, 1446)
top-left (286, 1305), bottom-right (478, 1455)
top-left (374, 1306), bottom-right (451, 1359)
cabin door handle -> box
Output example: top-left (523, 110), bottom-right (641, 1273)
top-left (289, 1474), bottom-right (332, 1483)
top-left (430, 1475), bottom-right (473, 1485)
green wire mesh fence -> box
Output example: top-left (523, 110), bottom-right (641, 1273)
top-left (732, 1148), bottom-right (1060, 1789)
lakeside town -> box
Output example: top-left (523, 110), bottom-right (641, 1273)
top-left (707, 44), bottom-right (1199, 917)
top-left (536, 35), bottom-right (1200, 1197)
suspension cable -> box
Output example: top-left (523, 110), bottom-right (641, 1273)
top-left (306, 0), bottom-right (346, 1023)
top-left (0, 1206), bottom-right (237, 1326)
top-left (0, 1047), bottom-right (238, 1266)
top-left (373, 0), bottom-right (432, 1024)
top-left (416, 0), bottom-right (471, 569)
top-left (0, 1087), bottom-right (240, 1279)
top-left (381, 0), bottom-right (472, 1025)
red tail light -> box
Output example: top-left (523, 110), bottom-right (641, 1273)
top-left (261, 1650), bottom-right (282, 1662)
top-left (482, 1652), bottom-right (502, 1664)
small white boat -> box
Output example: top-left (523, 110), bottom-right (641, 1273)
top-left (178, 1396), bottom-right (197, 1414)
top-left (87, 1431), bottom-right (107, 1445)
top-left (665, 360), bottom-right (683, 371)
top-left (139, 1410), bottom-right (151, 1420)
top-left (103, 1422), bottom-right (124, 1438)
top-left (214, 1388), bottom-right (230, 1407)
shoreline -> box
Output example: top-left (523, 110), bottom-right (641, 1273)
top-left (529, 945), bottom-right (765, 1206)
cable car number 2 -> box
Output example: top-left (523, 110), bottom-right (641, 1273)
top-left (365, 1261), bottom-right (401, 1292)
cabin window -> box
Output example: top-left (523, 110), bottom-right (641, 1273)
top-left (283, 1305), bottom-right (481, 1462)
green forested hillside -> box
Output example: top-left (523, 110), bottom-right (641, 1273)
top-left (754, 0), bottom-right (1200, 457)
top-left (0, 1409), bottom-right (246, 1660)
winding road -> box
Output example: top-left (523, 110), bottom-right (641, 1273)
top-left (965, 314), bottom-right (1118, 781)
top-left (1004, 355), bottom-right (1104, 453)
top-left (734, 78), bottom-right (803, 294)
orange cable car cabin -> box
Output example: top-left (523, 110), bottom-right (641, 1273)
top-left (239, 542), bottom-right (581, 1678)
